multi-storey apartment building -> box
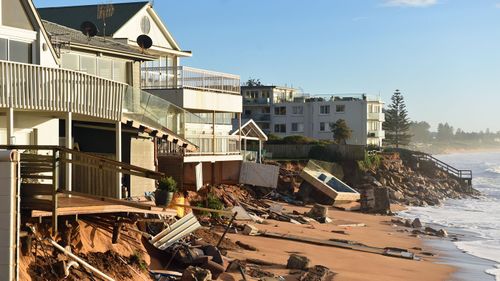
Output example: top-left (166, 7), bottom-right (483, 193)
top-left (241, 85), bottom-right (301, 134)
top-left (271, 95), bottom-right (385, 146)
top-left (40, 2), bottom-right (244, 189)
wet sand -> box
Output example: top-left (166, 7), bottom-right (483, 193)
top-left (224, 203), bottom-right (454, 281)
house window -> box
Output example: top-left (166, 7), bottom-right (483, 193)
top-left (320, 105), bottom-right (330, 114)
top-left (262, 90), bottom-right (270, 98)
top-left (0, 38), bottom-right (7, 60)
top-left (274, 106), bottom-right (286, 115)
top-left (244, 109), bottom-right (252, 116)
top-left (320, 122), bottom-right (326, 132)
top-left (262, 107), bottom-right (270, 114)
top-left (292, 106), bottom-right (303, 115)
top-left (291, 123), bottom-right (304, 132)
top-left (336, 104), bottom-right (345, 113)
top-left (274, 124), bottom-right (286, 133)
top-left (9, 41), bottom-right (32, 63)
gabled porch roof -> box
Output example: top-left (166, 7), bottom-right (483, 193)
top-left (231, 119), bottom-right (268, 141)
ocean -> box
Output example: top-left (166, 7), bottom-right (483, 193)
top-left (401, 151), bottom-right (500, 281)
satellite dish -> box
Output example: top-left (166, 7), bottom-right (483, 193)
top-left (80, 21), bottom-right (98, 41)
top-left (136, 34), bottom-right (153, 53)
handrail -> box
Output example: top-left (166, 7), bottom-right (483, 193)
top-left (414, 153), bottom-right (472, 180)
top-left (141, 65), bottom-right (241, 95)
top-left (3, 145), bottom-right (166, 233)
top-left (0, 145), bottom-right (165, 180)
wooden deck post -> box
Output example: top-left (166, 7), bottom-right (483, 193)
top-left (52, 149), bottom-right (59, 235)
top-left (115, 121), bottom-right (122, 199)
top-left (7, 107), bottom-right (14, 145)
top-left (65, 112), bottom-right (72, 192)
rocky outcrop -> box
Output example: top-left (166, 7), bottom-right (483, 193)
top-left (353, 153), bottom-right (478, 207)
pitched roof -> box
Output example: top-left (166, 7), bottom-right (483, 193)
top-left (38, 2), bottom-right (149, 37)
top-left (231, 119), bottom-right (268, 141)
top-left (42, 20), bottom-right (156, 60)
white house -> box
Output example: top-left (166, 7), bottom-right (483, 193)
top-left (39, 1), bottom-right (244, 189)
top-left (1, 0), bottom-right (193, 199)
top-left (271, 95), bottom-right (385, 146)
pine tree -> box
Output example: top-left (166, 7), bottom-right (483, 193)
top-left (383, 90), bottom-right (411, 147)
top-left (330, 119), bottom-right (352, 144)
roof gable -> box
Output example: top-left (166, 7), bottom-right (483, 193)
top-left (2, 0), bottom-right (34, 30)
top-left (112, 5), bottom-right (180, 52)
top-left (38, 2), bottom-right (149, 37)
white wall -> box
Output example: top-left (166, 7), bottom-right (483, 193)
top-left (0, 113), bottom-right (59, 145)
top-left (148, 89), bottom-right (243, 113)
top-left (113, 5), bottom-right (175, 53)
top-left (271, 99), bottom-right (384, 146)
top-left (0, 0), bottom-right (58, 67)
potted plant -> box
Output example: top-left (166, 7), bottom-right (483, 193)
top-left (155, 176), bottom-right (178, 206)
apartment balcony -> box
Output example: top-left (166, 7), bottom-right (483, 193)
top-left (368, 112), bottom-right (385, 121)
top-left (243, 97), bottom-right (271, 105)
top-left (368, 130), bottom-right (385, 138)
top-left (141, 66), bottom-right (242, 113)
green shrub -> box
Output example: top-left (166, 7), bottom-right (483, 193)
top-left (308, 145), bottom-right (341, 162)
top-left (158, 176), bottom-right (178, 192)
top-left (357, 152), bottom-right (381, 172)
top-left (196, 193), bottom-right (224, 218)
top-left (282, 135), bottom-right (317, 144)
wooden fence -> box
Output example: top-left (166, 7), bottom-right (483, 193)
top-left (264, 143), bottom-right (365, 161)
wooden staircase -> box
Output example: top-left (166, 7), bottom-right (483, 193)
top-left (19, 151), bottom-right (59, 213)
top-left (413, 153), bottom-right (473, 190)
top-left (1, 145), bottom-right (166, 234)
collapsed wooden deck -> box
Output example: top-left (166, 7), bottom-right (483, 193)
top-left (25, 194), bottom-right (177, 218)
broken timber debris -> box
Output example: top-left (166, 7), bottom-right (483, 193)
top-left (259, 231), bottom-right (417, 260)
top-left (149, 212), bottom-right (202, 250)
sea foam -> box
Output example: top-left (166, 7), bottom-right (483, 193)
top-left (401, 152), bottom-right (500, 280)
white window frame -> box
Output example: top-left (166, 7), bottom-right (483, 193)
top-left (336, 104), bottom-right (346, 113)
top-left (319, 122), bottom-right (326, 132)
top-left (320, 105), bottom-right (330, 115)
top-left (292, 105), bottom-right (303, 115)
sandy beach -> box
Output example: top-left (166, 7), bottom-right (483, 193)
top-left (221, 203), bottom-right (454, 281)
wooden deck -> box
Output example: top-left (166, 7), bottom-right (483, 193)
top-left (25, 194), bottom-right (177, 218)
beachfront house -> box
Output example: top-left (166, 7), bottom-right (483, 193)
top-left (40, 1), bottom-right (246, 189)
top-left (1, 0), bottom-right (194, 199)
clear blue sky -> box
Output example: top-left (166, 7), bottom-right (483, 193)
top-left (35, 0), bottom-right (500, 132)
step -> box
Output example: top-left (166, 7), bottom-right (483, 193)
top-left (21, 197), bottom-right (53, 211)
top-left (21, 183), bottom-right (54, 197)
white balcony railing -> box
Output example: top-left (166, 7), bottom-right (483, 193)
top-left (0, 60), bottom-right (127, 121)
top-left (368, 130), bottom-right (385, 138)
top-left (184, 135), bottom-right (241, 156)
top-left (141, 66), bottom-right (241, 95)
top-left (368, 112), bottom-right (385, 121)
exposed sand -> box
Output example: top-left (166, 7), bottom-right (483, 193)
top-left (223, 203), bottom-right (454, 281)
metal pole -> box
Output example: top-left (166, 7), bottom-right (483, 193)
top-left (216, 212), bottom-right (237, 248)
